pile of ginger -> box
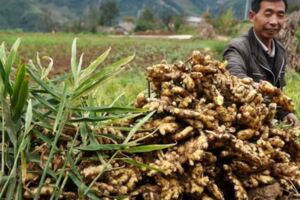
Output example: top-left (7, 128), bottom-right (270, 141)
top-left (130, 51), bottom-right (300, 199)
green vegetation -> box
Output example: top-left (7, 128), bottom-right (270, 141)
top-left (96, 67), bottom-right (147, 107)
top-left (135, 7), bottom-right (158, 32)
top-left (214, 8), bottom-right (238, 36)
top-left (0, 31), bottom-right (226, 68)
top-left (0, 38), bottom-right (150, 199)
top-left (72, 0), bottom-right (120, 33)
top-left (284, 70), bottom-right (300, 118)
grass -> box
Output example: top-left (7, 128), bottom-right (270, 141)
top-left (0, 32), bottom-right (227, 61)
top-left (284, 70), bottom-right (300, 118)
top-left (95, 67), bottom-right (147, 107)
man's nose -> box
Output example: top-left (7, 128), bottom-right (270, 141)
top-left (269, 15), bottom-right (279, 26)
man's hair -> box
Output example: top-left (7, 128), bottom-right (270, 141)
top-left (251, 0), bottom-right (288, 12)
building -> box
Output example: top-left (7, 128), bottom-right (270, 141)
top-left (184, 16), bottom-right (203, 27)
top-left (113, 21), bottom-right (136, 35)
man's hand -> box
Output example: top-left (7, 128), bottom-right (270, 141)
top-left (283, 113), bottom-right (299, 126)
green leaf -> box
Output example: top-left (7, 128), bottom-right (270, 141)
top-left (0, 42), bottom-right (6, 64)
top-left (27, 67), bottom-right (60, 99)
top-left (24, 99), bottom-right (33, 133)
top-left (79, 47), bottom-right (111, 82)
top-left (77, 53), bottom-right (84, 78)
top-left (69, 173), bottom-right (100, 200)
top-left (32, 129), bottom-right (58, 151)
top-left (21, 151), bottom-right (27, 184)
top-left (36, 52), bottom-right (43, 70)
top-left (120, 158), bottom-right (164, 173)
top-left (95, 133), bottom-right (125, 141)
top-left (71, 38), bottom-right (78, 84)
top-left (108, 92), bottom-right (125, 107)
top-left (11, 64), bottom-right (26, 108)
top-left (69, 114), bottom-right (130, 123)
top-left (41, 56), bottom-right (54, 80)
top-left (124, 143), bottom-right (176, 153)
top-left (73, 54), bottom-right (135, 99)
top-left (71, 106), bottom-right (145, 113)
top-left (32, 93), bottom-right (57, 112)
top-left (5, 38), bottom-right (21, 75)
top-left (78, 143), bottom-right (133, 151)
top-left (67, 153), bottom-right (82, 178)
top-left (12, 75), bottom-right (29, 121)
top-left (0, 176), bottom-right (10, 184)
top-left (123, 111), bottom-right (155, 144)
top-left (32, 110), bottom-right (54, 130)
top-left (96, 113), bottom-right (144, 126)
top-left (5, 177), bottom-right (16, 200)
top-left (0, 59), bottom-right (12, 95)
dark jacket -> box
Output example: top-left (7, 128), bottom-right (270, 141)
top-left (223, 27), bottom-right (287, 89)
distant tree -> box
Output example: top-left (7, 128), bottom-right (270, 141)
top-left (39, 7), bottom-right (59, 32)
top-left (20, 10), bottom-right (43, 31)
top-left (82, 0), bottom-right (119, 32)
top-left (214, 8), bottom-right (238, 36)
top-left (160, 10), bottom-right (174, 31)
top-left (86, 4), bottom-right (100, 32)
top-left (202, 11), bottom-right (213, 24)
top-left (65, 18), bottom-right (85, 33)
top-left (135, 7), bottom-right (157, 31)
top-left (98, 0), bottom-right (119, 26)
top-left (158, 9), bottom-right (183, 32)
top-left (173, 16), bottom-right (183, 32)
top-left (123, 16), bottom-right (135, 23)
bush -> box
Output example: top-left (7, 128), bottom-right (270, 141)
top-left (214, 8), bottom-right (239, 36)
top-left (135, 7), bottom-right (157, 32)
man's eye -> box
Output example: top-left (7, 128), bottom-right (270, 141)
top-left (277, 13), bottom-right (285, 18)
top-left (264, 12), bottom-right (272, 17)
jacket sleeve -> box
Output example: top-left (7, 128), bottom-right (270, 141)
top-left (276, 107), bottom-right (289, 120)
top-left (223, 46), bottom-right (248, 79)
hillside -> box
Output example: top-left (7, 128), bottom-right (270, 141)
top-left (0, 0), bottom-right (298, 31)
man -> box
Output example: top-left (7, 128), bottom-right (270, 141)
top-left (223, 0), bottom-right (298, 126)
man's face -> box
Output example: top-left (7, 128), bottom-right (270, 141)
top-left (249, 0), bottom-right (286, 41)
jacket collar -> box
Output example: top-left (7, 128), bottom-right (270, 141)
top-left (253, 31), bottom-right (275, 57)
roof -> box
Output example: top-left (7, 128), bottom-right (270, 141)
top-left (184, 16), bottom-right (203, 23)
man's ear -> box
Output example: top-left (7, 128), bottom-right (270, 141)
top-left (248, 10), bottom-right (256, 23)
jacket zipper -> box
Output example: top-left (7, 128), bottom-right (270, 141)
top-left (258, 63), bottom-right (275, 84)
top-left (275, 55), bottom-right (285, 85)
